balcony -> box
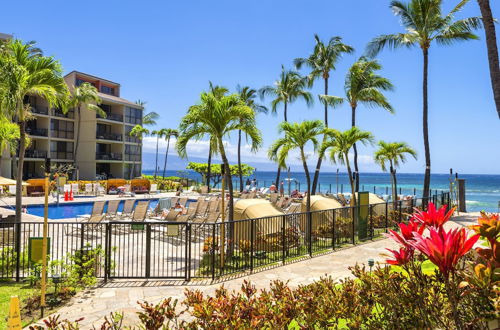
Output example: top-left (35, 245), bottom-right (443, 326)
top-left (97, 112), bottom-right (123, 122)
top-left (125, 136), bottom-right (140, 143)
top-left (96, 132), bottom-right (122, 142)
top-left (125, 154), bottom-right (141, 162)
top-left (50, 151), bottom-right (74, 160)
top-left (52, 108), bottom-right (74, 119)
top-left (51, 130), bottom-right (74, 140)
top-left (25, 150), bottom-right (47, 159)
top-left (26, 128), bottom-right (48, 137)
top-left (32, 106), bottom-right (49, 116)
top-left (96, 152), bottom-right (123, 161)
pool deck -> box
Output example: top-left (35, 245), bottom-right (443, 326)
top-left (0, 191), bottom-right (190, 222)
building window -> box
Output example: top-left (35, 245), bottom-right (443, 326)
top-left (100, 85), bottom-right (115, 95)
top-left (125, 125), bottom-right (140, 143)
top-left (125, 144), bottom-right (141, 161)
top-left (50, 141), bottom-right (74, 160)
top-left (75, 78), bottom-right (96, 87)
top-left (51, 119), bottom-right (74, 139)
top-left (125, 107), bottom-right (142, 125)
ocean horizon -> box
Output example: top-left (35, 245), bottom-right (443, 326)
top-left (142, 169), bottom-right (500, 213)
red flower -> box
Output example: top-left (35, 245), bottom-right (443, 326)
top-left (386, 247), bottom-right (413, 266)
top-left (410, 227), bottom-right (479, 276)
top-left (387, 220), bottom-right (425, 248)
top-left (411, 202), bottom-right (455, 229)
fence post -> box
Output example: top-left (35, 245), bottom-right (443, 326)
top-left (308, 211), bottom-right (312, 257)
top-left (332, 209), bottom-right (336, 250)
top-left (250, 219), bottom-right (254, 272)
top-left (145, 224), bottom-right (151, 279)
top-left (104, 223), bottom-right (111, 282)
top-left (369, 205), bottom-right (373, 239)
top-left (15, 222), bottom-right (21, 282)
top-left (282, 215), bottom-right (286, 264)
top-left (211, 224), bottom-right (216, 281)
top-left (185, 223), bottom-right (191, 281)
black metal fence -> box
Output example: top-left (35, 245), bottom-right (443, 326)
top-left (0, 192), bottom-right (450, 281)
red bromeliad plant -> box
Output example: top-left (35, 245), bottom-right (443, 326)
top-left (385, 220), bottom-right (425, 265)
top-left (386, 247), bottom-right (413, 266)
top-left (410, 227), bottom-right (479, 277)
top-left (411, 202), bottom-right (455, 229)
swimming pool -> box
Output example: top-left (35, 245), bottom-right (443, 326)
top-left (24, 199), bottom-right (160, 220)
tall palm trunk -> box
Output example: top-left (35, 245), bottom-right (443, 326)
top-left (154, 136), bottom-right (159, 179)
top-left (390, 163), bottom-right (398, 210)
top-left (237, 129), bottom-right (243, 192)
top-left (162, 136), bottom-right (170, 179)
top-left (206, 145), bottom-right (212, 192)
top-left (73, 106), bottom-right (82, 180)
top-left (345, 153), bottom-right (357, 208)
top-left (15, 120), bottom-right (26, 224)
top-left (422, 48), bottom-right (431, 204)
top-left (351, 105), bottom-right (360, 192)
top-left (275, 102), bottom-right (288, 187)
top-left (311, 76), bottom-right (329, 195)
top-left (130, 159), bottom-right (135, 180)
top-left (301, 149), bottom-right (311, 212)
top-left (219, 144), bottom-right (234, 256)
top-left (478, 0), bottom-right (500, 119)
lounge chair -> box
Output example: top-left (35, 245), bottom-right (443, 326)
top-left (200, 186), bottom-right (209, 195)
top-left (120, 199), bottom-right (136, 219)
top-left (178, 197), bottom-right (188, 207)
top-left (66, 214), bottom-right (105, 236)
top-left (105, 200), bottom-right (120, 219)
top-left (195, 200), bottom-right (209, 218)
top-left (132, 201), bottom-right (150, 221)
top-left (185, 201), bottom-right (198, 219)
top-left (77, 201), bottom-right (105, 221)
top-left (206, 211), bottom-right (220, 223)
top-left (85, 183), bottom-right (93, 196)
top-left (269, 193), bottom-right (279, 204)
top-left (170, 197), bottom-right (179, 206)
top-left (208, 199), bottom-right (219, 213)
top-left (286, 204), bottom-right (300, 214)
top-left (71, 183), bottom-right (80, 196)
top-left (152, 198), bottom-right (172, 217)
top-left (150, 183), bottom-right (160, 194)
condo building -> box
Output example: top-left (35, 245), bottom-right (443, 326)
top-left (0, 71), bottom-right (144, 180)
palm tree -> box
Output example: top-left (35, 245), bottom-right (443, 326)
top-left (161, 128), bottom-right (179, 179)
top-left (177, 92), bottom-right (262, 224)
top-left (136, 99), bottom-right (159, 126)
top-left (345, 57), bottom-right (393, 190)
top-left (322, 127), bottom-right (375, 208)
top-left (236, 85), bottom-right (268, 191)
top-left (294, 35), bottom-right (354, 195)
top-left (151, 129), bottom-right (166, 179)
top-left (374, 141), bottom-right (417, 208)
top-left (477, 0), bottom-right (500, 118)
top-left (129, 125), bottom-right (149, 179)
top-left (69, 82), bottom-right (104, 178)
top-left (269, 120), bottom-right (324, 212)
top-left (0, 39), bottom-right (68, 223)
top-left (0, 119), bottom-right (19, 176)
top-left (366, 0), bottom-right (481, 202)
top-left (259, 66), bottom-right (313, 185)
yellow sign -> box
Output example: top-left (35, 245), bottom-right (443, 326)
top-left (7, 296), bottom-right (22, 330)
top-left (29, 237), bottom-right (50, 264)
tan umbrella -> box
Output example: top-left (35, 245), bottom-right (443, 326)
top-left (0, 176), bottom-right (29, 185)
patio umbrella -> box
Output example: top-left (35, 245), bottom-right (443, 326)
top-left (0, 176), bottom-right (29, 185)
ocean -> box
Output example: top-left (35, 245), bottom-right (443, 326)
top-left (143, 170), bottom-right (500, 213)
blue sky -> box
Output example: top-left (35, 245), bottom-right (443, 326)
top-left (2, 0), bottom-right (500, 174)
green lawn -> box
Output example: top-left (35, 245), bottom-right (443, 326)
top-left (0, 281), bottom-right (38, 329)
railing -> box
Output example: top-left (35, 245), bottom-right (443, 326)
top-left (96, 152), bottom-right (123, 161)
top-left (97, 112), bottom-right (123, 122)
top-left (126, 136), bottom-right (140, 143)
top-left (96, 132), bottom-right (123, 141)
top-left (51, 130), bottom-right (74, 139)
top-left (26, 128), bottom-right (48, 137)
top-left (125, 154), bottom-right (141, 161)
top-left (50, 151), bottom-right (74, 160)
top-left (31, 106), bottom-right (49, 115)
top-left (24, 150), bottom-right (47, 159)
top-left (52, 108), bottom-right (75, 119)
top-left (0, 192), bottom-right (450, 281)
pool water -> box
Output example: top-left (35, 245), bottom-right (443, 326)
top-left (24, 199), bottom-right (160, 220)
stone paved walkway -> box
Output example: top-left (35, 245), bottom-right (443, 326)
top-left (37, 213), bottom-right (479, 328)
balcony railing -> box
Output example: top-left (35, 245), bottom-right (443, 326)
top-left (25, 150), bottom-right (47, 159)
top-left (125, 154), bottom-right (141, 162)
top-left (32, 106), bottom-right (49, 115)
top-left (50, 151), bottom-right (74, 160)
top-left (52, 108), bottom-right (75, 119)
top-left (125, 136), bottom-right (140, 143)
top-left (26, 128), bottom-right (48, 137)
top-left (97, 112), bottom-right (123, 122)
top-left (96, 132), bottom-right (123, 141)
top-left (96, 152), bottom-right (123, 161)
top-left (51, 130), bottom-right (74, 140)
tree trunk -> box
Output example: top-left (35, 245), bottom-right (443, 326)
top-left (351, 105), bottom-right (359, 192)
top-left (237, 129), bottom-right (243, 192)
top-left (162, 136), bottom-right (170, 179)
top-left (311, 77), bottom-right (329, 195)
top-left (154, 136), bottom-right (159, 179)
top-left (219, 143), bottom-right (234, 256)
top-left (73, 106), bottom-right (82, 180)
top-left (15, 120), bottom-right (26, 223)
top-left (206, 144), bottom-right (212, 193)
top-left (130, 160), bottom-right (135, 180)
top-left (422, 48), bottom-right (431, 204)
top-left (301, 149), bottom-right (311, 212)
top-left (478, 0), bottom-right (500, 119)
top-left (345, 153), bottom-right (356, 208)
top-left (283, 101), bottom-right (288, 122)
top-left (390, 163), bottom-right (398, 210)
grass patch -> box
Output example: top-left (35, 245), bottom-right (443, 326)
top-left (0, 280), bottom-right (37, 329)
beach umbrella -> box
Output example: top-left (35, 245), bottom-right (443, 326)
top-left (0, 176), bottom-right (29, 185)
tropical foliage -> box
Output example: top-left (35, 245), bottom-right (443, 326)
top-left (128, 125), bottom-right (149, 179)
top-left (186, 161), bottom-right (255, 188)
